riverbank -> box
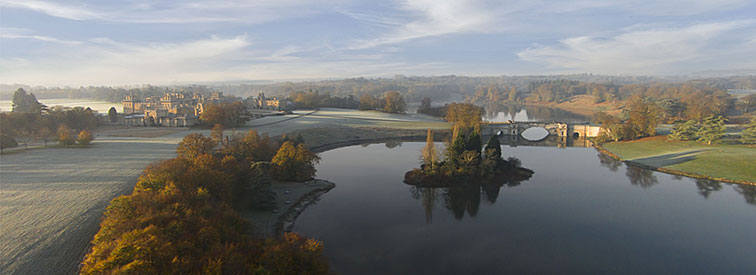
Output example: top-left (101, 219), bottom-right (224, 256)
top-left (241, 179), bottom-right (335, 238)
top-left (595, 136), bottom-right (756, 185)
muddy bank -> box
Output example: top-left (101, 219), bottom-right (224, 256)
top-left (242, 180), bottom-right (335, 238)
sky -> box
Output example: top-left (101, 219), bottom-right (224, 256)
top-left (1, 0), bottom-right (755, 86)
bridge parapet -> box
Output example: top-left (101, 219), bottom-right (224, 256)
top-left (481, 121), bottom-right (602, 138)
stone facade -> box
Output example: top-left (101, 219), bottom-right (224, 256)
top-left (121, 91), bottom-right (224, 127)
top-left (246, 92), bottom-right (282, 110)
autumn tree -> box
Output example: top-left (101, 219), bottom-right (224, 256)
top-left (200, 102), bottom-right (249, 128)
top-left (624, 95), bottom-right (661, 139)
top-left (383, 91), bottom-right (406, 113)
top-left (739, 94), bottom-right (756, 114)
top-left (77, 130), bottom-right (94, 145)
top-left (421, 129), bottom-right (438, 169)
top-left (211, 124), bottom-right (225, 145)
top-left (359, 94), bottom-right (380, 110)
top-left (57, 124), bottom-right (75, 147)
top-left (445, 103), bottom-right (482, 130)
top-left (177, 133), bottom-right (217, 159)
top-left (697, 115), bottom-right (726, 145)
top-left (271, 141), bottom-right (320, 182)
top-left (507, 87), bottom-right (518, 102)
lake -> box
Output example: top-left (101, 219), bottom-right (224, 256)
top-left (484, 105), bottom-right (591, 123)
top-left (295, 142), bottom-right (756, 274)
top-left (0, 98), bottom-right (122, 113)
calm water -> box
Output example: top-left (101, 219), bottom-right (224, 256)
top-left (295, 142), bottom-right (756, 274)
top-left (484, 105), bottom-right (590, 123)
top-left (0, 98), bottom-right (122, 113)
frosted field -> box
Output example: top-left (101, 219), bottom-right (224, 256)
top-left (0, 108), bottom-right (444, 274)
top-left (0, 136), bottom-right (182, 274)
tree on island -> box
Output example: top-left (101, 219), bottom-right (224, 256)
top-left (697, 115), bottom-right (726, 145)
top-left (421, 129), bottom-right (438, 169)
top-left (406, 125), bottom-right (533, 186)
top-left (668, 120), bottom-right (699, 141)
top-left (739, 117), bottom-right (756, 144)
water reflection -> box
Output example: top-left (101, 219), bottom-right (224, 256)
top-left (594, 151), bottom-right (756, 205)
top-left (733, 184), bottom-right (756, 205)
top-left (695, 179), bottom-right (723, 198)
top-left (494, 134), bottom-right (594, 148)
top-left (385, 141), bottom-right (403, 149)
top-left (484, 104), bottom-right (591, 123)
top-left (410, 180), bottom-right (525, 223)
top-left (625, 165), bottom-right (659, 188)
top-left (597, 153), bottom-right (622, 172)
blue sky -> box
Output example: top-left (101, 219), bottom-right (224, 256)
top-left (1, 0), bottom-right (755, 86)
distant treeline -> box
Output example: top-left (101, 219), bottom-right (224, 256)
top-left (4, 75), bottom-right (755, 103)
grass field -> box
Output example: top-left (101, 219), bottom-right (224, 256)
top-left (0, 108), bottom-right (447, 274)
top-left (602, 136), bottom-right (756, 183)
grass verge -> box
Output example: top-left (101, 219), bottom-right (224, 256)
top-left (598, 136), bottom-right (756, 184)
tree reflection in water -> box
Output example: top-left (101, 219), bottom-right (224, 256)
top-left (597, 153), bottom-right (622, 172)
top-left (625, 165), bottom-right (659, 188)
top-left (595, 152), bottom-right (755, 205)
top-left (732, 184), bottom-right (756, 206)
top-left (695, 179), bottom-right (722, 198)
top-left (410, 180), bottom-right (525, 223)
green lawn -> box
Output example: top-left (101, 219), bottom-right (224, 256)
top-left (602, 136), bottom-right (756, 183)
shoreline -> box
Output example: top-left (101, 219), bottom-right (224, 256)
top-left (593, 142), bottom-right (756, 186)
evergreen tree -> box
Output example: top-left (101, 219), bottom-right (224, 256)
top-left (484, 135), bottom-right (502, 160)
top-left (739, 117), bottom-right (756, 144)
top-left (697, 115), bottom-right (726, 145)
top-left (668, 120), bottom-right (699, 141)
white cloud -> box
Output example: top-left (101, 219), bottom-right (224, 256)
top-left (0, 34), bottom-right (453, 86)
top-left (1, 27), bottom-right (83, 45)
top-left (0, 0), bottom-right (100, 20)
top-left (0, 0), bottom-right (342, 23)
top-left (347, 0), bottom-right (500, 49)
top-left (517, 20), bottom-right (756, 74)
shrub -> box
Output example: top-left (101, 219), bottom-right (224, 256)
top-left (57, 125), bottom-right (75, 147)
top-left (271, 141), bottom-right (320, 182)
top-left (77, 130), bottom-right (94, 145)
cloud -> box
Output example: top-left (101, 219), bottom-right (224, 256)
top-left (517, 20), bottom-right (756, 74)
top-left (1, 27), bottom-right (83, 45)
top-left (0, 34), bottom-right (453, 86)
top-left (0, 0), bottom-right (100, 20)
top-left (347, 0), bottom-right (499, 49)
top-left (0, 0), bottom-right (341, 24)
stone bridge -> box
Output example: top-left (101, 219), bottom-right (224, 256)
top-left (481, 121), bottom-right (603, 140)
